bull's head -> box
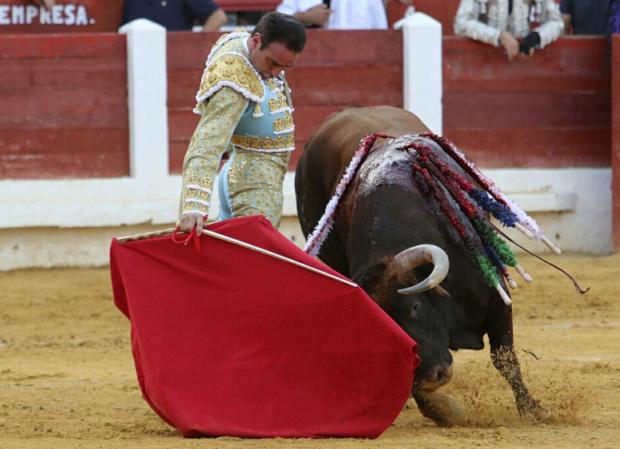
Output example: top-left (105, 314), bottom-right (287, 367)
top-left (375, 245), bottom-right (454, 392)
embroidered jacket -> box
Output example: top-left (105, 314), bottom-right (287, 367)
top-left (454, 0), bottom-right (564, 48)
top-left (179, 31), bottom-right (295, 217)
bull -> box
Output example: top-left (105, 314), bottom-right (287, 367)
top-left (295, 106), bottom-right (548, 426)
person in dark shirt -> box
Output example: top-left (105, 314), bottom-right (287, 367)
top-left (611, 0), bottom-right (620, 34)
top-left (122, 0), bottom-right (227, 31)
top-left (31, 0), bottom-right (54, 8)
top-left (560, 0), bottom-right (611, 35)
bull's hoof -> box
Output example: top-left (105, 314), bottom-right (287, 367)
top-left (413, 391), bottom-right (466, 427)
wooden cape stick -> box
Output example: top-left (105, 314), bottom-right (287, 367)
top-left (117, 227), bottom-right (358, 288)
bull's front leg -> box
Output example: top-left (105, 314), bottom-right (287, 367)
top-left (487, 303), bottom-right (551, 421)
top-left (412, 389), bottom-right (465, 427)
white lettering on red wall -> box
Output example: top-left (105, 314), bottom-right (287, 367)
top-left (0, 4), bottom-right (95, 26)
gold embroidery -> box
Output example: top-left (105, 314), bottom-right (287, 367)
top-left (273, 112), bottom-right (294, 134)
top-left (268, 95), bottom-right (288, 113)
top-left (184, 187), bottom-right (211, 202)
top-left (212, 33), bottom-right (231, 50)
top-left (226, 150), bottom-right (291, 227)
top-left (211, 29), bottom-right (247, 50)
top-left (184, 173), bottom-right (213, 192)
top-left (197, 53), bottom-right (264, 102)
top-left (264, 78), bottom-right (281, 91)
top-left (253, 102), bottom-right (264, 117)
top-left (185, 198), bottom-right (210, 207)
top-left (181, 172), bottom-right (213, 215)
top-left (231, 134), bottom-right (295, 151)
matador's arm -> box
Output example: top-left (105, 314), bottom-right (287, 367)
top-left (179, 87), bottom-right (249, 218)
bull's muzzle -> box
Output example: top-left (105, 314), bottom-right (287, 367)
top-left (419, 363), bottom-right (454, 391)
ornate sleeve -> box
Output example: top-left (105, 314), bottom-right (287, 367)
top-left (454, 0), bottom-right (502, 46)
top-left (179, 87), bottom-right (249, 218)
top-left (534, 0), bottom-right (564, 48)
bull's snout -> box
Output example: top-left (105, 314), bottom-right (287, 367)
top-left (419, 363), bottom-right (454, 392)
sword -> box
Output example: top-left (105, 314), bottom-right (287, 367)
top-left (117, 228), bottom-right (358, 288)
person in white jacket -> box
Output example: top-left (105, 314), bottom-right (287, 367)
top-left (276, 0), bottom-right (413, 30)
top-left (454, 0), bottom-right (564, 60)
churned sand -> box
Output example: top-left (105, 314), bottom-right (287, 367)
top-left (1, 254), bottom-right (619, 449)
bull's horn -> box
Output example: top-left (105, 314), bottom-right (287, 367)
top-left (394, 244), bottom-right (450, 295)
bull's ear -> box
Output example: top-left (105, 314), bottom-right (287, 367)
top-left (383, 255), bottom-right (412, 287)
top-left (382, 254), bottom-right (424, 291)
top-left (435, 285), bottom-right (451, 298)
top-left (354, 261), bottom-right (388, 303)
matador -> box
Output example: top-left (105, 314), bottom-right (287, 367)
top-left (178, 12), bottom-right (307, 234)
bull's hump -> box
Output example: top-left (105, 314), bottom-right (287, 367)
top-left (357, 147), bottom-right (414, 195)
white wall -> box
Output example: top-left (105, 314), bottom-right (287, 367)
top-left (0, 167), bottom-right (611, 270)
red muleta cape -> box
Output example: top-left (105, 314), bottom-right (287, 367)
top-left (110, 215), bottom-right (419, 438)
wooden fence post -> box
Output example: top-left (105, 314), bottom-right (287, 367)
top-left (119, 19), bottom-right (169, 180)
top-left (401, 12), bottom-right (442, 135)
top-left (612, 35), bottom-right (620, 251)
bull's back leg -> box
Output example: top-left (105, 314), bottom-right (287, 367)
top-left (486, 299), bottom-right (551, 421)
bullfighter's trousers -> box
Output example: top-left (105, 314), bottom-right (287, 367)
top-left (217, 148), bottom-right (290, 228)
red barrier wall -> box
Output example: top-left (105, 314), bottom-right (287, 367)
top-left (0, 33), bottom-right (129, 178)
top-left (443, 36), bottom-right (611, 168)
top-left (612, 35), bottom-right (620, 251)
top-left (0, 31), bottom-right (613, 184)
top-left (167, 29), bottom-right (403, 173)
top-left (167, 32), bottom-right (219, 173)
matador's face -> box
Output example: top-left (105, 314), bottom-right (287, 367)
top-left (248, 33), bottom-right (299, 79)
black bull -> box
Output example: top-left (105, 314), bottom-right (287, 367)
top-left (295, 106), bottom-right (549, 426)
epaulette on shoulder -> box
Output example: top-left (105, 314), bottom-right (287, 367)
top-left (195, 52), bottom-right (265, 105)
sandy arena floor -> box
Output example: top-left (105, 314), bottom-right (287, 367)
top-left (0, 253), bottom-right (619, 449)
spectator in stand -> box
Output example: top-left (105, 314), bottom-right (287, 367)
top-left (454, 0), bottom-right (564, 61)
top-left (121, 0), bottom-right (227, 31)
top-left (237, 11), bottom-right (267, 27)
top-left (560, 0), bottom-right (612, 35)
top-left (276, 0), bottom-right (413, 30)
top-left (611, 0), bottom-right (620, 33)
top-left (31, 0), bottom-right (54, 8)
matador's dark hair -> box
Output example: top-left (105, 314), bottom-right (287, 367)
top-left (252, 11), bottom-right (306, 53)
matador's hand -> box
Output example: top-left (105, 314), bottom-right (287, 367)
top-left (178, 213), bottom-right (207, 236)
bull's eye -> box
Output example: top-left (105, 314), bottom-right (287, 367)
top-left (411, 302), bottom-right (419, 317)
